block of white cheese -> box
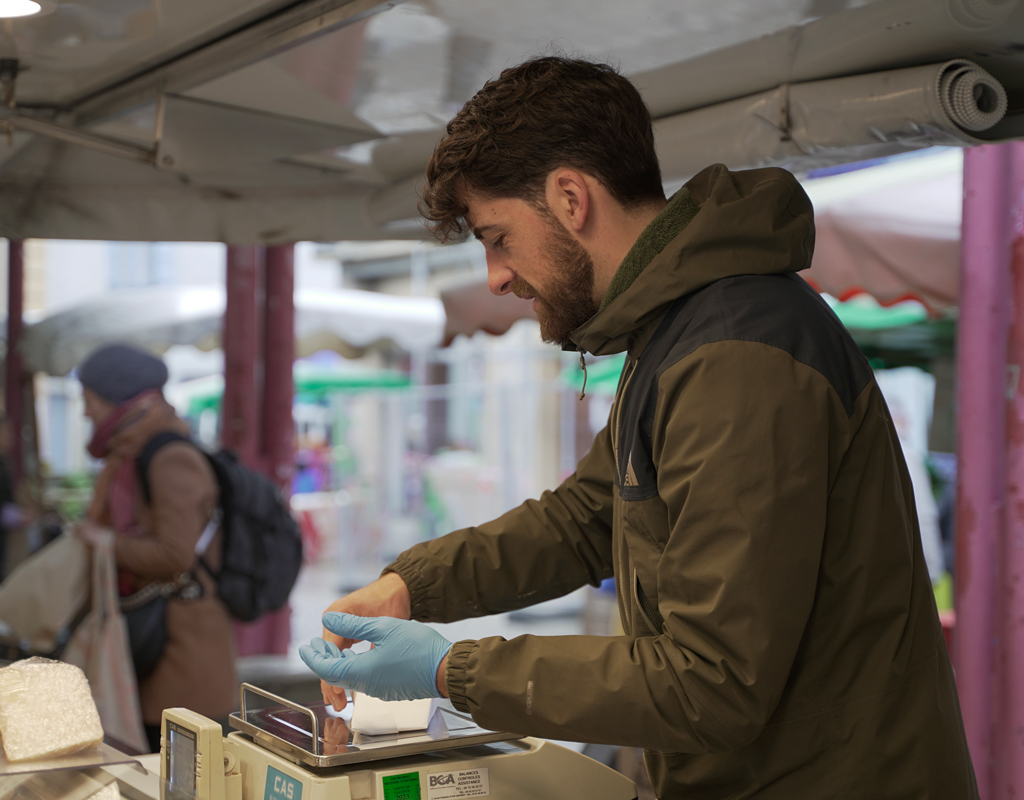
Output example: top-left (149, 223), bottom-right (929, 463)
top-left (0, 658), bottom-right (104, 761)
top-left (350, 693), bottom-right (440, 736)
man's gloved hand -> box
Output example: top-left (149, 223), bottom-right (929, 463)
top-left (300, 613), bottom-right (452, 702)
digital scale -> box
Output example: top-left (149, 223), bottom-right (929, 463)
top-left (159, 683), bottom-right (638, 800)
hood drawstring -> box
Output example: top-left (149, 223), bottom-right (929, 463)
top-left (579, 351), bottom-right (588, 401)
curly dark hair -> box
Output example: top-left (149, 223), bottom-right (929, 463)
top-left (420, 56), bottom-right (665, 242)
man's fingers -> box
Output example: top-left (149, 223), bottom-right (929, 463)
top-left (321, 628), bottom-right (358, 652)
top-left (299, 643), bottom-right (353, 684)
top-left (321, 680), bottom-right (347, 711)
top-left (322, 612), bottom-right (396, 643)
top-left (315, 629), bottom-right (354, 711)
top-left (310, 637), bottom-right (343, 659)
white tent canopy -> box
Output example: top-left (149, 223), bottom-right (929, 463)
top-left (19, 285), bottom-right (445, 376)
top-left (801, 148), bottom-right (962, 312)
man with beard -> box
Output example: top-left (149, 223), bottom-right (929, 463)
top-left (301, 57), bottom-right (977, 799)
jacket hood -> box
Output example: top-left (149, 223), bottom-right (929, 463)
top-left (571, 164), bottom-right (816, 356)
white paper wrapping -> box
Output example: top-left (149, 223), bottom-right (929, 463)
top-left (349, 693), bottom-right (441, 736)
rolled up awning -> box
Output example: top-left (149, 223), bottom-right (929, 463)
top-left (655, 60), bottom-right (1009, 181)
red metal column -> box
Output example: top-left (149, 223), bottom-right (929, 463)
top-left (5, 240), bottom-right (23, 485)
top-left (226, 244), bottom-right (295, 659)
top-left (956, 144), bottom-right (1015, 797)
top-left (222, 245), bottom-right (260, 467)
top-left (1000, 141), bottom-right (1024, 799)
top-left (261, 244), bottom-right (296, 491)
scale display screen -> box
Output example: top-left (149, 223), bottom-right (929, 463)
top-left (166, 721), bottom-right (198, 797)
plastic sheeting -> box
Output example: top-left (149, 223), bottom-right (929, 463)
top-left (19, 285), bottom-right (445, 376)
top-left (655, 59), bottom-right (1008, 180)
top-left (4, 0), bottom-right (1024, 240)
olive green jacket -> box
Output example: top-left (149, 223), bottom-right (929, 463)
top-left (388, 164), bottom-right (977, 799)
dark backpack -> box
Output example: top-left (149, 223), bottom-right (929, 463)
top-left (136, 432), bottom-right (303, 622)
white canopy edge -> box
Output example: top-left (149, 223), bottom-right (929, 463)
top-left (19, 285), bottom-right (445, 376)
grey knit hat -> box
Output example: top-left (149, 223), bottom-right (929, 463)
top-left (78, 344), bottom-right (169, 405)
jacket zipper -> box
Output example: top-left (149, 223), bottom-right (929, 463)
top-left (611, 358), bottom-right (639, 472)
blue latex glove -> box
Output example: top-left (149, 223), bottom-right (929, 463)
top-left (300, 613), bottom-right (453, 702)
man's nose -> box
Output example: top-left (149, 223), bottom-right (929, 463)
top-left (486, 255), bottom-right (515, 296)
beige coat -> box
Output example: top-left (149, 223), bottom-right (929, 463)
top-left (97, 401), bottom-right (238, 724)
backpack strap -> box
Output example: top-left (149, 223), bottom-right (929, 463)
top-left (136, 431), bottom-right (193, 506)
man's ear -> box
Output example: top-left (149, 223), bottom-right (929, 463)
top-left (546, 169), bottom-right (591, 233)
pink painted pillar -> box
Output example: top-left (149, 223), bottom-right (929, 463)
top-left (999, 141), bottom-right (1024, 800)
top-left (227, 245), bottom-right (297, 658)
top-left (955, 144), bottom-right (1015, 797)
top-left (5, 240), bottom-right (22, 485)
top-left (244, 243), bottom-right (296, 657)
top-left (261, 244), bottom-right (296, 492)
top-left (224, 245), bottom-right (264, 658)
top-left (222, 246), bottom-right (260, 467)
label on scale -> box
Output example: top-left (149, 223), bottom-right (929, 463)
top-left (382, 772), bottom-right (421, 800)
top-left (426, 768), bottom-right (490, 799)
top-left (265, 767), bottom-right (302, 800)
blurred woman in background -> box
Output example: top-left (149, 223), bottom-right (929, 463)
top-left (76, 343), bottom-right (236, 753)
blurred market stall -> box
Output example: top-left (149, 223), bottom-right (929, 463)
top-left (17, 285), bottom-right (444, 375)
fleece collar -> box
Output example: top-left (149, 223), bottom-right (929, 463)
top-left (569, 164), bottom-right (816, 357)
top-left (599, 188), bottom-right (701, 312)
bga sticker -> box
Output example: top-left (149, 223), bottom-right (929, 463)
top-left (426, 768), bottom-right (490, 799)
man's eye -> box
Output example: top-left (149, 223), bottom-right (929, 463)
top-left (493, 236), bottom-right (506, 249)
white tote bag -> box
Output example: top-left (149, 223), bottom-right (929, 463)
top-left (0, 533), bottom-right (89, 655)
top-left (63, 534), bottom-right (148, 754)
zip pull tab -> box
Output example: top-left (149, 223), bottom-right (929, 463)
top-left (579, 351), bottom-right (588, 401)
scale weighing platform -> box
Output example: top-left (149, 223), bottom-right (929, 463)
top-left (159, 683), bottom-right (638, 800)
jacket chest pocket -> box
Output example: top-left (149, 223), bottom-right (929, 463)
top-left (620, 496), bottom-right (670, 636)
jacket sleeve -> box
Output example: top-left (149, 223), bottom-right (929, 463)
top-left (386, 422), bottom-right (617, 622)
top-left (114, 442), bottom-right (218, 580)
top-left (444, 343), bottom-right (832, 753)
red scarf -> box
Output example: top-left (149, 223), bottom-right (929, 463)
top-left (88, 396), bottom-right (146, 537)
top-left (87, 390), bottom-right (179, 594)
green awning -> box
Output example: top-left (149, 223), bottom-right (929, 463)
top-left (185, 366), bottom-right (411, 416)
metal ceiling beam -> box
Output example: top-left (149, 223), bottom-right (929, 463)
top-left (70, 0), bottom-right (406, 127)
top-left (0, 110), bottom-right (157, 164)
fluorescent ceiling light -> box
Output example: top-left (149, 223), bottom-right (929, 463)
top-left (0, 0), bottom-right (41, 17)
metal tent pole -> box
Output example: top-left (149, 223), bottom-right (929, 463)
top-left (222, 245), bottom-right (260, 467)
top-left (999, 141), bottom-right (1024, 799)
top-left (261, 244), bottom-right (295, 492)
top-left (5, 240), bottom-right (23, 485)
top-left (226, 243), bottom-right (296, 658)
top-left (250, 243), bottom-right (296, 658)
top-left (955, 143), bottom-right (1014, 797)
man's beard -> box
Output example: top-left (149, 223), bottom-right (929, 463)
top-left (511, 214), bottom-right (598, 348)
